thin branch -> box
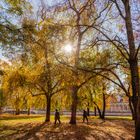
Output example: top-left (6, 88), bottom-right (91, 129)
top-left (93, 27), bottom-right (129, 60)
top-left (112, 0), bottom-right (125, 19)
top-left (51, 79), bottom-right (62, 90)
top-left (35, 84), bottom-right (47, 94)
top-left (51, 87), bottom-right (65, 96)
top-left (28, 88), bottom-right (44, 97)
top-left (135, 43), bottom-right (140, 59)
top-left (78, 76), bottom-right (94, 89)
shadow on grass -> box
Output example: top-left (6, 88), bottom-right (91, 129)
top-left (16, 122), bottom-right (46, 140)
top-left (0, 118), bottom-right (134, 140)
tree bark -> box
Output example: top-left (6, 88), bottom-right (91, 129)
top-left (129, 59), bottom-right (139, 121)
top-left (27, 108), bottom-right (30, 115)
top-left (94, 107), bottom-right (97, 116)
top-left (69, 86), bottom-right (78, 124)
top-left (123, 0), bottom-right (140, 139)
top-left (129, 97), bottom-right (136, 120)
top-left (87, 107), bottom-right (90, 116)
top-left (45, 95), bottom-right (51, 122)
top-left (96, 105), bottom-right (102, 119)
top-left (136, 97), bottom-right (140, 140)
top-left (93, 102), bottom-right (102, 119)
top-left (93, 92), bottom-right (106, 119)
top-left (87, 102), bottom-right (90, 116)
top-left (15, 108), bottom-right (20, 115)
top-left (0, 107), bottom-right (2, 115)
top-left (102, 92), bottom-right (106, 119)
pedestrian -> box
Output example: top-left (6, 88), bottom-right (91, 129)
top-left (83, 110), bottom-right (88, 123)
top-left (54, 109), bottom-right (61, 124)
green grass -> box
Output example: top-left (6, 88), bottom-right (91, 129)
top-left (0, 115), bottom-right (44, 126)
top-left (0, 114), bottom-right (72, 126)
top-left (105, 116), bottom-right (132, 120)
top-left (0, 115), bottom-right (132, 128)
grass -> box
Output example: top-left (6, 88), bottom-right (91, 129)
top-left (0, 114), bottom-right (132, 127)
top-left (0, 114), bottom-right (44, 126)
top-left (105, 116), bottom-right (132, 120)
top-left (0, 114), bottom-right (135, 140)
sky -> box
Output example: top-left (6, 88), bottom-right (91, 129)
top-left (0, 0), bottom-right (58, 64)
top-left (0, 0), bottom-right (139, 64)
top-left (0, 49), bottom-right (11, 65)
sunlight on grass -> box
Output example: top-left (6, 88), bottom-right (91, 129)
top-left (0, 130), bottom-right (17, 137)
top-left (0, 115), bottom-right (72, 126)
top-left (105, 116), bottom-right (132, 120)
top-left (0, 115), bottom-right (134, 139)
top-left (0, 115), bottom-right (44, 126)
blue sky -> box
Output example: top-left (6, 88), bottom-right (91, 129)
top-left (0, 48), bottom-right (11, 64)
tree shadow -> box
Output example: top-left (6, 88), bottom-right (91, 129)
top-left (0, 120), bottom-right (134, 140)
top-left (15, 123), bottom-right (93, 140)
top-left (16, 122), bottom-right (46, 140)
top-left (47, 123), bottom-right (93, 140)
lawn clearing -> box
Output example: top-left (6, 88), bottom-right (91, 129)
top-left (0, 115), bottom-right (134, 140)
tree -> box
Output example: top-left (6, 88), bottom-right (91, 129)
top-left (90, 0), bottom-right (140, 138)
top-left (58, 0), bottom-right (108, 124)
top-left (0, 0), bottom-right (32, 44)
top-left (20, 15), bottom-right (67, 122)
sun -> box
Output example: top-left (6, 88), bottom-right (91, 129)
top-left (64, 44), bottom-right (73, 53)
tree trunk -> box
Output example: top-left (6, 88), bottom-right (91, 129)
top-left (93, 102), bottom-right (102, 119)
top-left (27, 108), bottom-right (30, 115)
top-left (45, 96), bottom-right (51, 122)
top-left (0, 107), bottom-right (2, 115)
top-left (129, 59), bottom-right (139, 119)
top-left (94, 107), bottom-right (97, 116)
top-left (69, 86), bottom-right (78, 124)
top-left (15, 108), bottom-right (20, 115)
top-left (136, 97), bottom-right (140, 139)
top-left (0, 97), bottom-right (2, 115)
top-left (129, 96), bottom-right (136, 120)
top-left (101, 92), bottom-right (106, 120)
top-left (87, 102), bottom-right (90, 116)
top-left (129, 57), bottom-right (139, 139)
top-left (96, 105), bottom-right (102, 119)
top-left (87, 107), bottom-right (90, 116)
top-left (122, 0), bottom-right (140, 139)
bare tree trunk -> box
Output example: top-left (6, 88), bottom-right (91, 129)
top-left (69, 86), bottom-right (78, 124)
top-left (45, 95), bottom-right (51, 122)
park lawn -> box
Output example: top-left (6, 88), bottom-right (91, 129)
top-left (0, 115), bottom-right (134, 140)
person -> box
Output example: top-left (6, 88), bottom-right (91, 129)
top-left (83, 110), bottom-right (88, 123)
top-left (54, 109), bottom-right (61, 124)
